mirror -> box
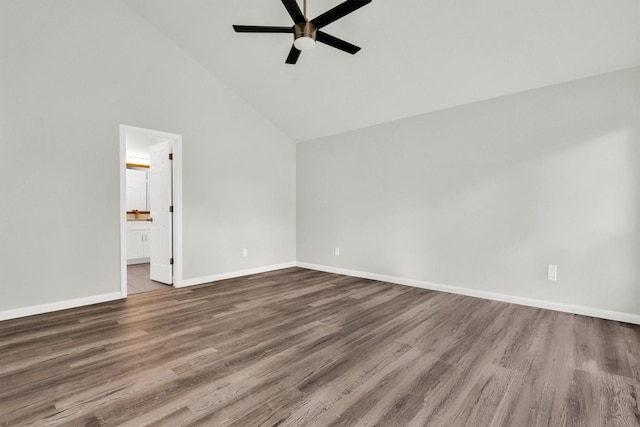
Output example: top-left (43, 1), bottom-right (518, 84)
top-left (126, 129), bottom-right (163, 214)
top-left (126, 164), bottom-right (149, 211)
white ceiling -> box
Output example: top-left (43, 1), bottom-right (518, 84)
top-left (124, 0), bottom-right (639, 142)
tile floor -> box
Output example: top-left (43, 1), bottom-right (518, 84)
top-left (127, 263), bottom-right (173, 295)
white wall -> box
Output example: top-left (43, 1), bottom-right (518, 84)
top-left (0, 0), bottom-right (296, 312)
top-left (298, 68), bottom-right (640, 318)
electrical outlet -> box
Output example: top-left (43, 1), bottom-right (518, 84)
top-left (242, 248), bottom-right (248, 257)
top-left (548, 264), bottom-right (558, 281)
top-left (334, 247), bottom-right (340, 256)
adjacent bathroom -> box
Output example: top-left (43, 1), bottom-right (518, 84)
top-left (125, 129), bottom-right (173, 294)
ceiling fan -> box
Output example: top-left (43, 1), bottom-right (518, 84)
top-left (233, 0), bottom-right (372, 64)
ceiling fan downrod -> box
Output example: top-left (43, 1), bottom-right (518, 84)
top-left (294, 0), bottom-right (316, 51)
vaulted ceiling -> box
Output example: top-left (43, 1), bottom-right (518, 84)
top-left (124, 0), bottom-right (639, 142)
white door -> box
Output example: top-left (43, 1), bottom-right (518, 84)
top-left (149, 140), bottom-right (173, 284)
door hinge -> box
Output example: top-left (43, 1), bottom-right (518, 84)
top-left (169, 258), bottom-right (174, 265)
top-left (169, 153), bottom-right (173, 160)
top-left (169, 205), bottom-right (173, 213)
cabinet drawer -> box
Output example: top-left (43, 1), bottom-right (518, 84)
top-left (127, 221), bottom-right (151, 232)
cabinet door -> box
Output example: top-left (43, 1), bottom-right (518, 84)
top-left (142, 231), bottom-right (151, 258)
top-left (127, 230), bottom-right (146, 260)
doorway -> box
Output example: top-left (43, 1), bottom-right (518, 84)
top-left (119, 125), bottom-right (183, 297)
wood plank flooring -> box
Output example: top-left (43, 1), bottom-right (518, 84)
top-left (1, 267), bottom-right (639, 426)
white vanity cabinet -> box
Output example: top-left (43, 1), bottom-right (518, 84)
top-left (127, 221), bottom-right (151, 264)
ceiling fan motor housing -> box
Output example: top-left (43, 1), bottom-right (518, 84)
top-left (294, 21), bottom-right (317, 46)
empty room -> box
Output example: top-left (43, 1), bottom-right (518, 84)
top-left (1, 0), bottom-right (639, 426)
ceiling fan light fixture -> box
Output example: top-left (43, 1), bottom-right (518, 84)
top-left (294, 22), bottom-right (317, 51)
top-left (294, 36), bottom-right (316, 51)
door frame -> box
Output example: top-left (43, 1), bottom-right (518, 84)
top-left (119, 124), bottom-right (183, 297)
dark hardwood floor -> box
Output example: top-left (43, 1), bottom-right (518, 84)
top-left (1, 267), bottom-right (639, 426)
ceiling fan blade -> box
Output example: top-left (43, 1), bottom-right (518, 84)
top-left (310, 0), bottom-right (372, 29)
top-left (233, 25), bottom-right (293, 33)
top-left (316, 31), bottom-right (361, 54)
top-left (285, 45), bottom-right (301, 64)
top-left (281, 0), bottom-right (305, 24)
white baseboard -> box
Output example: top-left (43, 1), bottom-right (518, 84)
top-left (176, 262), bottom-right (297, 288)
top-left (0, 292), bottom-right (123, 322)
top-left (4, 262), bottom-right (637, 325)
top-left (296, 262), bottom-right (640, 325)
